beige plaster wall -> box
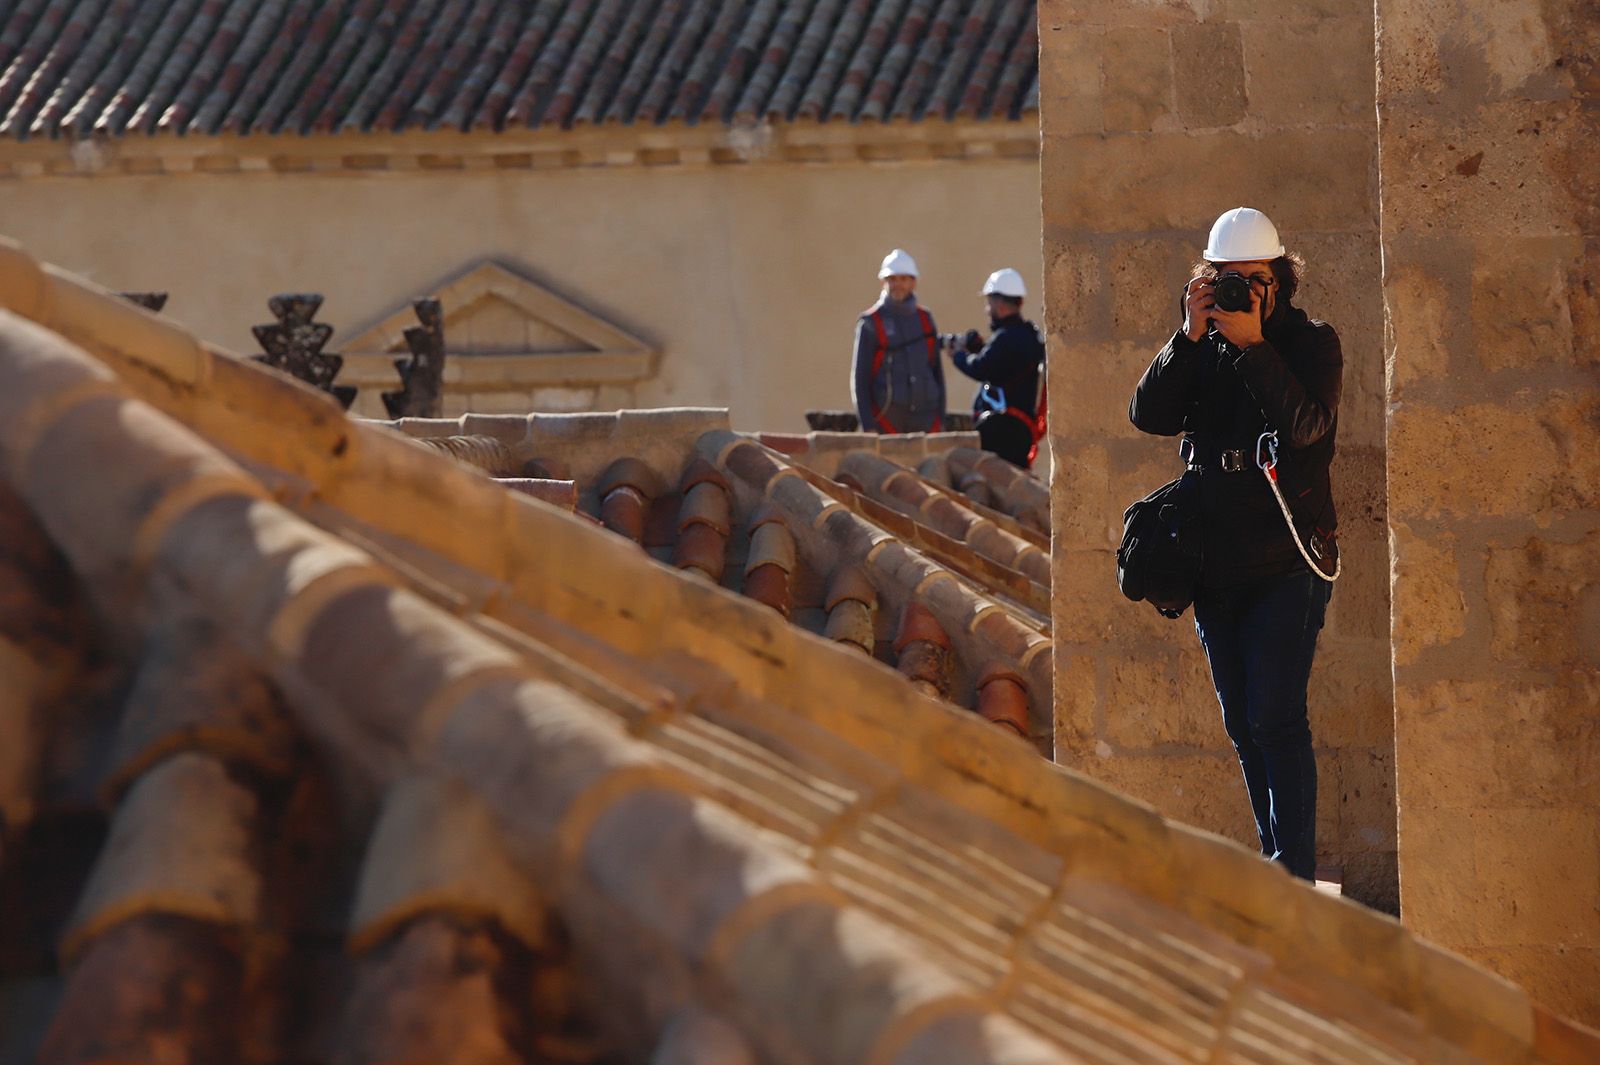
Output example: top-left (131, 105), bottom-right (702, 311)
top-left (0, 157), bottom-right (1041, 432)
top-left (1376, 0), bottom-right (1600, 1023)
top-left (1038, 0), bottom-right (1396, 908)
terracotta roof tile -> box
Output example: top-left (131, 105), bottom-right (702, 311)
top-left (0, 0), bottom-right (1037, 139)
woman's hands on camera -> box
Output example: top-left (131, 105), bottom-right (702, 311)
top-left (1183, 276), bottom-right (1265, 349)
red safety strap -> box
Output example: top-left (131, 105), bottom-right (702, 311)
top-left (867, 311), bottom-right (897, 433)
top-left (917, 307), bottom-right (942, 431)
top-left (1027, 375), bottom-right (1048, 465)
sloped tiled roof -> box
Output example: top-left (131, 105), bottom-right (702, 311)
top-left (0, 0), bottom-right (1039, 141)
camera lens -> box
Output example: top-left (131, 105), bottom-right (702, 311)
top-left (1212, 273), bottom-right (1252, 313)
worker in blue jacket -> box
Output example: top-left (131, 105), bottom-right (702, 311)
top-left (949, 268), bottom-right (1046, 468)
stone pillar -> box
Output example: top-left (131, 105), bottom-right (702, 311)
top-left (1375, 0), bottom-right (1599, 1022)
top-left (1038, 0), bottom-right (1397, 906)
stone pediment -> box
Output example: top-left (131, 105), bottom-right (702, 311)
top-left (339, 261), bottom-right (655, 390)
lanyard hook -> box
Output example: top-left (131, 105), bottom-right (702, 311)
top-left (1255, 429), bottom-right (1280, 476)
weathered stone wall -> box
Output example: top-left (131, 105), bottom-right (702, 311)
top-left (1039, 0), bottom-right (1396, 907)
top-left (1376, 0), bottom-right (1599, 1022)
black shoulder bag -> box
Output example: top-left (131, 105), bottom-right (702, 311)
top-left (1116, 470), bottom-right (1202, 619)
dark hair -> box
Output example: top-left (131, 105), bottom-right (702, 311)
top-left (989, 294), bottom-right (1023, 311)
top-left (1190, 251), bottom-right (1306, 305)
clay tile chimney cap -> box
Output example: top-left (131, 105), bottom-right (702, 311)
top-left (894, 601), bottom-right (951, 652)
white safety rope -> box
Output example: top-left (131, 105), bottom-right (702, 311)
top-left (1255, 430), bottom-right (1341, 583)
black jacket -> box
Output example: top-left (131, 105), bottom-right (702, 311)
top-left (953, 315), bottom-right (1044, 417)
top-left (1129, 304), bottom-right (1342, 588)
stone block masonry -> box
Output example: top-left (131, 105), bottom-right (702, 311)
top-left (1038, 0), bottom-right (1395, 908)
top-left (1376, 0), bottom-right (1600, 1024)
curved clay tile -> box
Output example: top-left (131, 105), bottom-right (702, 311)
top-left (60, 0), bottom-right (169, 134)
top-left (185, 0), bottom-right (290, 133)
top-left (468, 2), bottom-right (558, 130)
top-left (146, 0), bottom-right (249, 135)
top-left (340, 0), bottom-right (453, 132)
top-left (504, 0), bottom-right (600, 129)
top-left (664, 0), bottom-right (747, 125)
top-left (0, 0), bottom-right (73, 131)
top-left (221, 0), bottom-right (322, 133)
top-left (308, 0), bottom-right (413, 133)
top-left (824, 0), bottom-right (905, 122)
top-left (761, 0), bottom-right (842, 121)
top-left (857, 0), bottom-right (932, 122)
top-left (271, 0), bottom-right (383, 133)
top-left (955, 0), bottom-right (1024, 120)
top-left (887, 0), bottom-right (959, 119)
top-left (26, 0), bottom-right (131, 138)
top-left (246, 0), bottom-right (354, 133)
top-left (922, 0), bottom-right (993, 120)
top-left (696, 0), bottom-right (779, 125)
top-left (629, 0), bottom-right (718, 124)
top-left (542, 0), bottom-right (633, 129)
top-left (728, 0), bottom-right (813, 123)
top-left (124, 0), bottom-right (221, 134)
top-left (597, 0), bottom-right (686, 125)
top-left (427, 0), bottom-right (513, 130)
top-left (986, 6), bottom-right (1035, 121)
top-left (569, 0), bottom-right (655, 126)
top-left (793, 0), bottom-right (871, 121)
top-left (98, 0), bottom-right (206, 134)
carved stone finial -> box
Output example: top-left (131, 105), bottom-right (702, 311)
top-left (382, 298), bottom-right (446, 419)
top-left (250, 294), bottom-right (355, 409)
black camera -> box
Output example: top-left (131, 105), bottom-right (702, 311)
top-left (1211, 271), bottom-right (1255, 313)
top-left (939, 330), bottom-right (984, 354)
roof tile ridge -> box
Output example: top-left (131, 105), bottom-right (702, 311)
top-left (0, 0), bottom-right (72, 134)
top-left (858, 0), bottom-right (932, 122)
top-left (629, 0), bottom-right (718, 125)
top-left (760, 0), bottom-right (839, 121)
top-left (825, 0), bottom-right (909, 122)
top-left (220, 0), bottom-right (322, 134)
top-left (793, 0), bottom-right (871, 122)
top-left (922, 0), bottom-right (995, 121)
top-left (543, 0), bottom-right (637, 129)
top-left (427, 0), bottom-right (516, 131)
top-left (954, 0), bottom-right (1025, 120)
top-left (727, 0), bottom-right (810, 124)
top-left (985, 1), bottom-right (1035, 121)
top-left (887, 0), bottom-right (960, 120)
top-left (274, 0), bottom-right (384, 134)
top-left (593, 0), bottom-right (682, 126)
top-left (181, 0), bottom-right (293, 135)
top-left (26, 0), bottom-right (133, 139)
top-left (148, 0), bottom-right (257, 135)
top-left (695, 0), bottom-right (780, 126)
top-left (340, 0), bottom-right (454, 132)
top-left (467, 1), bottom-right (559, 131)
top-left (93, 0), bottom-right (204, 136)
top-left (663, 0), bottom-right (748, 125)
top-left (308, 0), bottom-right (415, 133)
top-left (504, 0), bottom-right (600, 130)
top-left (570, 0), bottom-right (659, 127)
top-left (243, 0), bottom-right (350, 133)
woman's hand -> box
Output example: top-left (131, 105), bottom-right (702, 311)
top-left (1209, 283), bottom-right (1266, 349)
top-left (1182, 277), bottom-right (1214, 342)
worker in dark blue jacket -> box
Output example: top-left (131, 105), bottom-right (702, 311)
top-left (948, 268), bottom-right (1046, 468)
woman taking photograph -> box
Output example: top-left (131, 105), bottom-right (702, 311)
top-left (1128, 207), bottom-right (1343, 881)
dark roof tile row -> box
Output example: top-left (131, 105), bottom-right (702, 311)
top-left (0, 0), bottom-right (1038, 140)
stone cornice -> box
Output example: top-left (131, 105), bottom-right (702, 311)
top-left (0, 118), bottom-right (1039, 179)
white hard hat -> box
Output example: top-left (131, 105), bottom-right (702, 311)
top-left (878, 248), bottom-right (919, 279)
top-left (981, 268), bottom-right (1026, 298)
top-left (1203, 207), bottom-right (1285, 262)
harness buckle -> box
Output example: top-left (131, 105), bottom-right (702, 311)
top-left (1219, 450), bottom-right (1245, 473)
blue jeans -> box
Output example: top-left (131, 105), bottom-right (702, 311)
top-left (1193, 570), bottom-right (1330, 880)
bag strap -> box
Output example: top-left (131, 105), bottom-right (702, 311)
top-left (1255, 430), bottom-right (1340, 582)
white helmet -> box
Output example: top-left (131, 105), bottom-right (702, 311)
top-left (981, 268), bottom-right (1026, 298)
top-left (878, 248), bottom-right (919, 279)
top-left (1203, 207), bottom-right (1285, 262)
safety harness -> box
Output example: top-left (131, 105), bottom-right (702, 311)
top-left (868, 308), bottom-right (942, 433)
top-left (1255, 429), bottom-right (1341, 582)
